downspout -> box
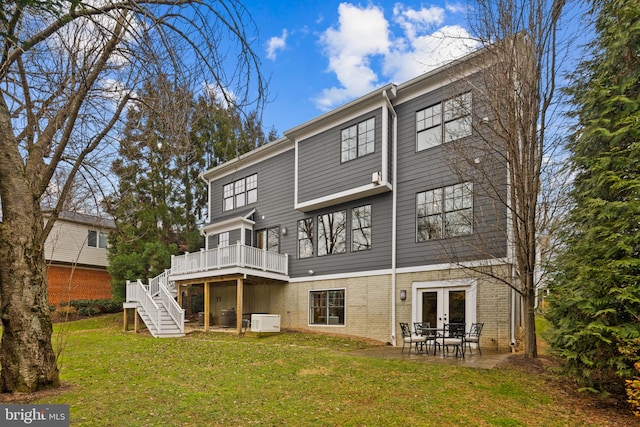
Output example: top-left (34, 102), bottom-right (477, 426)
top-left (383, 88), bottom-right (398, 345)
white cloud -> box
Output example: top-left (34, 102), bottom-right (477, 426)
top-left (383, 25), bottom-right (478, 83)
top-left (313, 3), bottom-right (390, 110)
top-left (393, 4), bottom-right (445, 40)
top-left (313, 2), bottom-right (478, 111)
top-left (445, 2), bottom-right (467, 14)
top-left (266, 29), bottom-right (288, 60)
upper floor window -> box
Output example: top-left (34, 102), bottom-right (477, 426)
top-left (297, 218), bottom-right (314, 259)
top-left (417, 182), bottom-right (473, 241)
top-left (218, 231), bottom-right (229, 248)
top-left (223, 173), bottom-right (257, 211)
top-left (256, 226), bottom-right (279, 253)
top-left (88, 230), bottom-right (108, 249)
top-left (318, 210), bottom-right (346, 256)
top-left (341, 117), bottom-right (375, 162)
top-left (351, 205), bottom-right (371, 251)
top-left (417, 92), bottom-right (472, 151)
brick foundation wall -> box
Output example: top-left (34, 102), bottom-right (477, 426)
top-left (47, 265), bottom-right (113, 305)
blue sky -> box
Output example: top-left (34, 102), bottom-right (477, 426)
top-left (241, 1), bottom-right (477, 134)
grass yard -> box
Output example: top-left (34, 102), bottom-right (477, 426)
top-left (4, 314), bottom-right (636, 426)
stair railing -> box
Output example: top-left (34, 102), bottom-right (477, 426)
top-left (131, 279), bottom-right (162, 334)
top-left (159, 280), bottom-right (185, 334)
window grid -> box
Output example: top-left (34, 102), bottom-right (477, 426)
top-left (416, 92), bottom-right (472, 151)
top-left (417, 182), bottom-right (473, 241)
top-left (341, 117), bottom-right (375, 162)
top-left (222, 174), bottom-right (257, 212)
top-left (309, 289), bottom-right (345, 325)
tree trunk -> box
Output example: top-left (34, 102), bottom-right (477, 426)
top-left (522, 286), bottom-right (538, 358)
top-left (0, 205), bottom-right (59, 392)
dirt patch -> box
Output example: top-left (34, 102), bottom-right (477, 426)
top-left (0, 383), bottom-right (73, 404)
top-left (497, 354), bottom-right (639, 427)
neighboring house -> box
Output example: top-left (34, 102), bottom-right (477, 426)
top-left (45, 211), bottom-right (115, 306)
top-left (126, 44), bottom-right (520, 350)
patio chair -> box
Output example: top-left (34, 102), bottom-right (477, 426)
top-left (466, 322), bottom-right (484, 354)
top-left (442, 323), bottom-right (466, 358)
top-left (414, 322), bottom-right (439, 354)
top-left (399, 322), bottom-right (426, 355)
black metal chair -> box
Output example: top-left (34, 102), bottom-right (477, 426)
top-left (414, 322), bottom-right (439, 354)
top-left (399, 322), bottom-right (426, 355)
top-left (442, 323), bottom-right (466, 358)
top-left (466, 322), bottom-right (484, 354)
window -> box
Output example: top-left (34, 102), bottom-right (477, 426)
top-left (317, 210), bottom-right (346, 256)
top-left (341, 117), bottom-right (375, 162)
top-left (309, 289), bottom-right (345, 325)
top-left (417, 182), bottom-right (473, 241)
top-left (223, 174), bottom-right (258, 211)
top-left (351, 205), bottom-right (371, 251)
top-left (256, 227), bottom-right (279, 253)
top-left (218, 232), bottom-right (229, 248)
top-left (297, 218), bottom-right (314, 259)
top-left (417, 92), bottom-right (472, 151)
top-left (88, 230), bottom-right (108, 248)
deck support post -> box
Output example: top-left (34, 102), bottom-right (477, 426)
top-left (236, 277), bottom-right (244, 335)
top-left (204, 281), bottom-right (211, 332)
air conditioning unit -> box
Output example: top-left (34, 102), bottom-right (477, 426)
top-left (251, 314), bottom-right (281, 332)
top-left (371, 171), bottom-right (382, 185)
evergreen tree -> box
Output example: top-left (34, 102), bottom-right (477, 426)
top-left (546, 0), bottom-right (640, 395)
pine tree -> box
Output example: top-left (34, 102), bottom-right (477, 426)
top-left (546, 0), bottom-right (640, 395)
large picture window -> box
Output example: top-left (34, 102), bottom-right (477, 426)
top-left (417, 92), bottom-right (472, 151)
top-left (297, 218), bottom-right (314, 259)
top-left (317, 210), bottom-right (346, 256)
top-left (417, 182), bottom-right (473, 241)
top-left (351, 205), bottom-right (372, 251)
top-left (341, 117), bottom-right (375, 162)
top-left (223, 173), bottom-right (257, 211)
top-left (309, 289), bottom-right (345, 325)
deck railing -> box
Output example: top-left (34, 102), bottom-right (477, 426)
top-left (171, 242), bottom-right (289, 277)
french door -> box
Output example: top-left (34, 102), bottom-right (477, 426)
top-left (413, 281), bottom-right (476, 331)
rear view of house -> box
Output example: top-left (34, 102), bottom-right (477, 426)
top-left (126, 44), bottom-right (520, 350)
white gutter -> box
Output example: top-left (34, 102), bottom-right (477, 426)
top-left (383, 87), bottom-right (398, 346)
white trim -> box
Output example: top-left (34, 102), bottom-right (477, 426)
top-left (295, 183), bottom-right (391, 212)
top-left (411, 278), bottom-right (478, 330)
top-left (200, 210), bottom-right (255, 237)
top-left (395, 257), bottom-right (510, 275)
top-left (307, 287), bottom-right (347, 328)
top-left (289, 268), bottom-right (391, 283)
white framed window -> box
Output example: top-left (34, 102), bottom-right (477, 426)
top-left (222, 173), bottom-right (258, 211)
top-left (88, 230), bottom-right (108, 248)
top-left (218, 231), bottom-right (229, 248)
top-left (341, 117), bottom-right (375, 162)
top-left (417, 182), bottom-right (473, 241)
top-left (351, 205), bottom-right (371, 251)
top-left (309, 289), bottom-right (345, 325)
top-left (417, 92), bottom-right (472, 151)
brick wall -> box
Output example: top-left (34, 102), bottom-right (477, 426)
top-left (47, 265), bottom-right (113, 306)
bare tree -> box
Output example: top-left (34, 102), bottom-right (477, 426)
top-left (0, 0), bottom-right (266, 392)
top-left (448, 0), bottom-right (569, 358)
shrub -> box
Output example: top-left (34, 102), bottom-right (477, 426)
top-left (627, 362), bottom-right (640, 417)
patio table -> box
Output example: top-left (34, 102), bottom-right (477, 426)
top-left (418, 327), bottom-right (444, 355)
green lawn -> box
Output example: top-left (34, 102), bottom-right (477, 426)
top-left (32, 315), bottom-right (623, 426)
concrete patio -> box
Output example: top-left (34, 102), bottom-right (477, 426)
top-left (348, 346), bottom-right (512, 369)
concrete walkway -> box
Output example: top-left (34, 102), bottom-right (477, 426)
top-left (348, 345), bottom-right (511, 369)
